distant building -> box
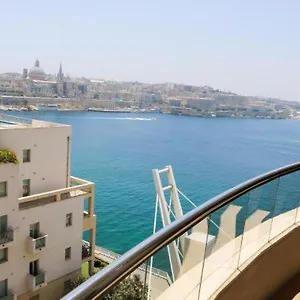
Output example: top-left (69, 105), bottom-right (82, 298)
top-left (22, 60), bottom-right (87, 99)
top-left (57, 63), bottom-right (64, 82)
top-left (22, 69), bottom-right (28, 79)
top-left (28, 59), bottom-right (46, 81)
top-left (185, 98), bottom-right (216, 110)
top-left (213, 95), bottom-right (249, 106)
top-left (56, 63), bottom-right (64, 97)
top-left (168, 98), bottom-right (181, 107)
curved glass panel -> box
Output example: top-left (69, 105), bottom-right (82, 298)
top-left (64, 164), bottom-right (300, 300)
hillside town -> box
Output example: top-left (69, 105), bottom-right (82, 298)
top-left (1, 59), bottom-right (300, 119)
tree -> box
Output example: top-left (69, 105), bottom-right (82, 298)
top-left (69, 274), bottom-right (148, 300)
top-left (101, 275), bottom-right (148, 300)
top-left (69, 274), bottom-right (86, 290)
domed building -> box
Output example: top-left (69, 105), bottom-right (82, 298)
top-left (28, 59), bottom-right (46, 80)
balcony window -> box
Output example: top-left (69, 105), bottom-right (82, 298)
top-left (0, 279), bottom-right (7, 298)
top-left (66, 213), bottom-right (72, 227)
top-left (0, 215), bottom-right (7, 234)
top-left (29, 260), bottom-right (39, 277)
top-left (0, 248), bottom-right (7, 264)
top-left (65, 247), bottom-right (71, 260)
top-left (0, 215), bottom-right (13, 245)
top-left (82, 243), bottom-right (91, 260)
top-left (30, 223), bottom-right (40, 239)
top-left (0, 182), bottom-right (7, 197)
top-left (23, 179), bottom-right (30, 197)
top-left (23, 149), bottom-right (31, 163)
top-left (28, 260), bottom-right (46, 290)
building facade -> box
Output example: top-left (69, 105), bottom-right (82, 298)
top-left (0, 115), bottom-right (96, 300)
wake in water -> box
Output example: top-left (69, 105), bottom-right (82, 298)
top-left (111, 117), bottom-right (155, 121)
top-left (62, 116), bottom-right (156, 121)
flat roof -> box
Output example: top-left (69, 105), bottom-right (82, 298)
top-left (0, 114), bottom-right (69, 129)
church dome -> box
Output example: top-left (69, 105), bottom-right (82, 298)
top-left (29, 59), bottom-right (46, 80)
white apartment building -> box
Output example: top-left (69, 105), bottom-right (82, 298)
top-left (0, 115), bottom-right (96, 300)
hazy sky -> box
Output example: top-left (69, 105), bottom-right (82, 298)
top-left (1, 1), bottom-right (299, 100)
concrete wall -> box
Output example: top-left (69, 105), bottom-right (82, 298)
top-left (0, 125), bottom-right (71, 196)
top-left (0, 164), bottom-right (19, 216)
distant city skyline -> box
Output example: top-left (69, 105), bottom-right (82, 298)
top-left (0, 0), bottom-right (299, 101)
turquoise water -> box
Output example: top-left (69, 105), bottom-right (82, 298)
top-left (5, 111), bottom-right (300, 254)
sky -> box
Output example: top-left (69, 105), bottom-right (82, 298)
top-left (1, 0), bottom-right (299, 100)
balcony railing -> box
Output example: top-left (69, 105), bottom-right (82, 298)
top-left (35, 271), bottom-right (46, 286)
top-left (28, 233), bottom-right (47, 253)
top-left (27, 270), bottom-right (46, 290)
top-left (35, 235), bottom-right (46, 249)
top-left (19, 176), bottom-right (94, 210)
top-left (63, 162), bottom-right (300, 300)
top-left (82, 243), bottom-right (91, 260)
top-left (0, 228), bottom-right (14, 245)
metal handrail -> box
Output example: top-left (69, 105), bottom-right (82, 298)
top-left (63, 162), bottom-right (300, 300)
top-left (85, 241), bottom-right (170, 280)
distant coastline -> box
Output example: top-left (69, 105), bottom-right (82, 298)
top-left (1, 94), bottom-right (300, 120)
top-left (1, 106), bottom-right (299, 120)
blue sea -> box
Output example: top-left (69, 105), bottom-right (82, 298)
top-left (6, 111), bottom-right (300, 254)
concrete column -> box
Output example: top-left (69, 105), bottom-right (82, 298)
top-left (88, 184), bottom-right (95, 215)
top-left (88, 184), bottom-right (96, 276)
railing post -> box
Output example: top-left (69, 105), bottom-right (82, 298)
top-left (153, 169), bottom-right (181, 280)
top-left (88, 184), bottom-right (95, 215)
top-left (56, 193), bottom-right (61, 201)
top-left (166, 165), bottom-right (186, 251)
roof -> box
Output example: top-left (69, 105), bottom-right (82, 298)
top-left (0, 114), bottom-right (69, 129)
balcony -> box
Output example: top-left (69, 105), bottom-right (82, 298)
top-left (27, 270), bottom-right (47, 291)
top-left (0, 228), bottom-right (14, 246)
top-left (27, 233), bottom-right (47, 254)
top-left (18, 176), bottom-right (94, 210)
top-left (0, 290), bottom-right (15, 300)
top-left (83, 210), bottom-right (96, 230)
top-left (82, 243), bottom-right (91, 261)
top-left (62, 162), bottom-right (300, 300)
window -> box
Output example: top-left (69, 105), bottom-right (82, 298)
top-left (23, 179), bottom-right (30, 197)
top-left (0, 215), bottom-right (7, 234)
top-left (0, 182), bottom-right (7, 197)
top-left (0, 279), bottom-right (7, 298)
top-left (23, 149), bottom-right (31, 163)
top-left (30, 223), bottom-right (40, 239)
top-left (0, 248), bottom-right (7, 264)
top-left (29, 259), bottom-right (39, 276)
top-left (66, 213), bottom-right (72, 227)
top-left (64, 279), bottom-right (71, 291)
top-left (65, 247), bottom-right (71, 260)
